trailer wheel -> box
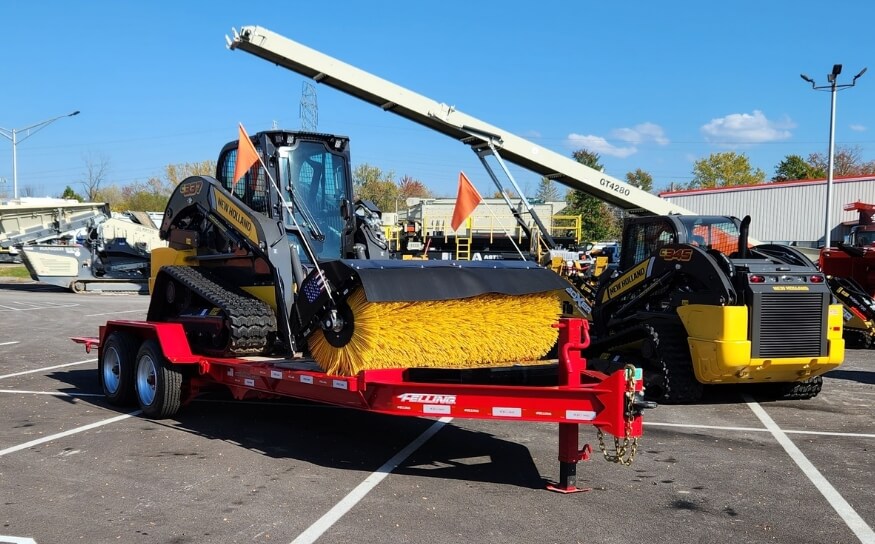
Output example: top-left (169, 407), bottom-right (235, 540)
top-left (99, 331), bottom-right (138, 405)
top-left (134, 339), bottom-right (183, 418)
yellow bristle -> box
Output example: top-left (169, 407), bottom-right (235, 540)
top-left (308, 289), bottom-right (562, 375)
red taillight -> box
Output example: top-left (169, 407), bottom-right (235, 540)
top-left (810, 275), bottom-right (824, 283)
top-left (750, 275), bottom-right (765, 283)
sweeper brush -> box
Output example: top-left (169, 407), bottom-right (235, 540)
top-left (308, 289), bottom-right (563, 375)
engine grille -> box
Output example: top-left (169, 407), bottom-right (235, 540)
top-left (753, 292), bottom-right (826, 358)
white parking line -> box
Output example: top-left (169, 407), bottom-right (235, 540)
top-left (746, 398), bottom-right (875, 544)
top-left (0, 301), bottom-right (78, 312)
top-left (84, 309), bottom-right (146, 317)
top-left (0, 389), bottom-right (103, 397)
top-left (0, 410), bottom-right (141, 457)
top-left (0, 359), bottom-right (97, 380)
top-left (646, 421), bottom-right (875, 439)
top-left (290, 417), bottom-right (451, 544)
top-left (0, 341), bottom-right (19, 347)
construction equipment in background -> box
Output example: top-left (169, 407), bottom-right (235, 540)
top-left (819, 202), bottom-right (875, 293)
top-left (817, 201), bottom-right (875, 348)
top-left (20, 211), bottom-right (164, 293)
top-left (389, 197), bottom-right (582, 260)
top-left (0, 197), bottom-right (108, 262)
top-left (226, 26), bottom-right (845, 403)
top-left (584, 215), bottom-right (844, 403)
top-left (826, 275), bottom-right (875, 348)
top-left (73, 128), bottom-right (650, 483)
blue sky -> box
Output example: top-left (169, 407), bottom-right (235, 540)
top-left (2, 1), bottom-right (874, 202)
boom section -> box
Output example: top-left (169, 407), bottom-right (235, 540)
top-left (228, 25), bottom-right (692, 216)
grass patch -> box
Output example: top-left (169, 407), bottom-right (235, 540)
top-left (0, 265), bottom-right (30, 279)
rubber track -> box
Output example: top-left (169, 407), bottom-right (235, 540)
top-left (648, 321), bottom-right (704, 404)
top-left (758, 375), bottom-right (823, 401)
top-left (161, 266), bottom-right (277, 356)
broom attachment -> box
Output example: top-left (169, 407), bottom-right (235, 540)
top-left (296, 260), bottom-right (570, 375)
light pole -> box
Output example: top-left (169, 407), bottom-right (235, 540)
top-left (0, 110), bottom-right (80, 200)
top-left (801, 65), bottom-right (866, 247)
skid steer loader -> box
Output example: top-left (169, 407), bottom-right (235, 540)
top-left (148, 130), bottom-right (571, 375)
top-left (584, 214), bottom-right (844, 403)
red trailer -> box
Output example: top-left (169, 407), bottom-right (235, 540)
top-left (74, 317), bottom-right (646, 493)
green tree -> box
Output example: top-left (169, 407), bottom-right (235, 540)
top-left (689, 152), bottom-right (765, 189)
top-left (535, 177), bottom-right (562, 202)
top-left (352, 163), bottom-right (398, 212)
top-left (625, 168), bottom-right (653, 192)
top-left (808, 145), bottom-right (875, 177)
top-left (773, 154), bottom-right (824, 182)
top-left (564, 150), bottom-right (619, 241)
top-left (60, 185), bottom-right (84, 201)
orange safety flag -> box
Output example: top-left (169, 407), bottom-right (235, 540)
top-left (233, 123), bottom-right (260, 190)
top-left (451, 171), bottom-right (482, 231)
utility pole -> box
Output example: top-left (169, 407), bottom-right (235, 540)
top-left (801, 65), bottom-right (866, 247)
top-left (0, 111), bottom-right (80, 200)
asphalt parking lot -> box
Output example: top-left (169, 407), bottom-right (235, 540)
top-left (0, 279), bottom-right (872, 544)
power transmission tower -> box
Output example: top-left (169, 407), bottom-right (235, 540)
top-left (300, 82), bottom-right (318, 131)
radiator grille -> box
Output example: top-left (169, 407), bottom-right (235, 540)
top-left (754, 293), bottom-right (825, 357)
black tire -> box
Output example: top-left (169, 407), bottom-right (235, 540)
top-left (134, 339), bottom-right (183, 418)
top-left (99, 331), bottom-right (138, 406)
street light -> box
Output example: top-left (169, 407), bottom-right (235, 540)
top-left (801, 65), bottom-right (866, 247)
top-left (0, 110), bottom-right (81, 200)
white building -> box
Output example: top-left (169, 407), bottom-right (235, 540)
top-left (660, 175), bottom-right (875, 246)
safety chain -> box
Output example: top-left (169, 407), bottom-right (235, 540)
top-left (597, 364), bottom-right (639, 466)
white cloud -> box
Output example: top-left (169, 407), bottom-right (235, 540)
top-left (611, 122), bottom-right (670, 145)
top-left (701, 110), bottom-right (793, 144)
top-left (850, 123), bottom-right (867, 132)
top-left (566, 133), bottom-right (637, 158)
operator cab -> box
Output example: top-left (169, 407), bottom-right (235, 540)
top-left (619, 215), bottom-right (742, 271)
top-left (216, 131), bottom-right (353, 266)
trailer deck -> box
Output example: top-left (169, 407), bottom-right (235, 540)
top-left (73, 316), bottom-right (645, 492)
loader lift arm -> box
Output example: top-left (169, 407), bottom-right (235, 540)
top-left (227, 26), bottom-right (693, 218)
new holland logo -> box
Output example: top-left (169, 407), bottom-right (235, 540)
top-left (179, 179), bottom-right (204, 197)
top-left (604, 259), bottom-right (650, 301)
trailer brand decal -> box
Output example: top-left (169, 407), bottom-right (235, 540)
top-left (423, 405), bottom-right (451, 415)
top-left (772, 286), bottom-right (810, 291)
top-left (179, 179), bottom-right (203, 197)
top-left (566, 410), bottom-right (596, 421)
top-left (398, 393), bottom-right (456, 405)
top-left (659, 247), bottom-right (693, 262)
top-left (214, 191), bottom-right (258, 245)
top-left (493, 407), bottom-right (522, 417)
top-left (604, 260), bottom-right (650, 301)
